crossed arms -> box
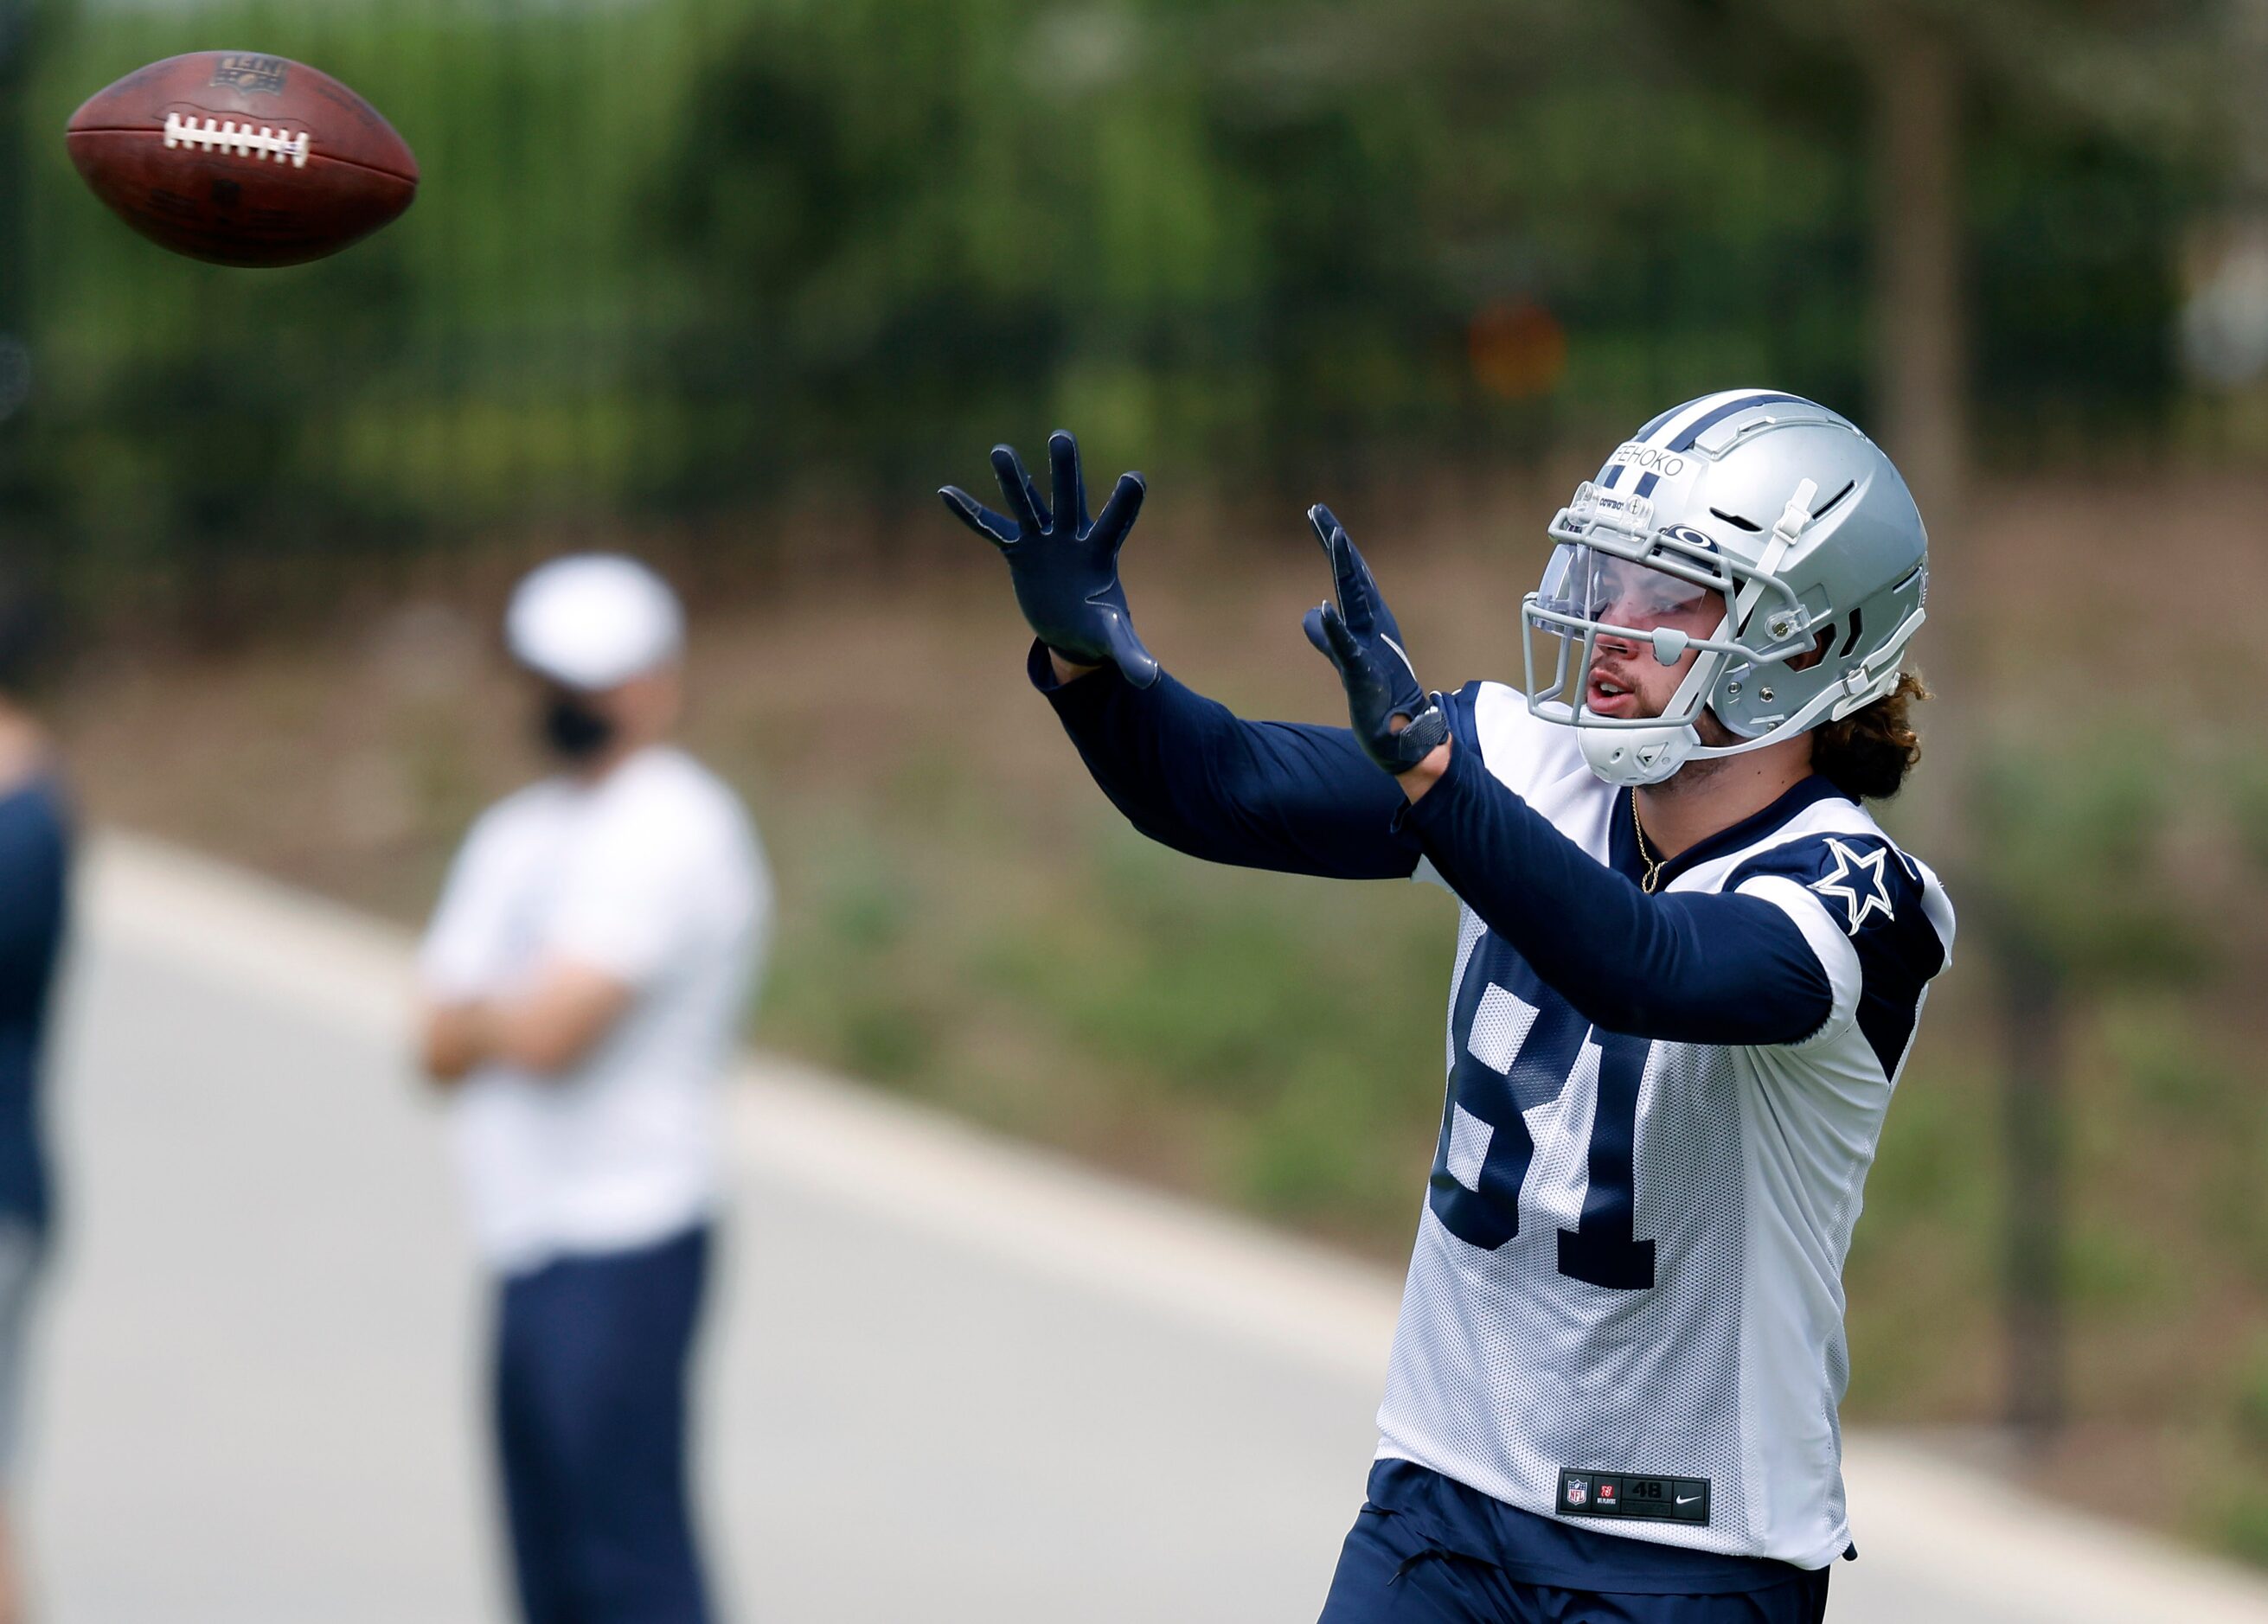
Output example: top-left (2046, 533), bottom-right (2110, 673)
top-left (420, 962), bottom-right (635, 1084)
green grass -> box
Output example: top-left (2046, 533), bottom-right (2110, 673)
top-left (755, 801), bottom-right (1449, 1245)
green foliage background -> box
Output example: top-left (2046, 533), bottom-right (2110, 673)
top-left (2, 0), bottom-right (2207, 629)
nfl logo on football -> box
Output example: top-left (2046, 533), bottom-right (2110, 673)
top-left (1566, 1476), bottom-right (1589, 1507)
top-left (208, 54), bottom-right (289, 94)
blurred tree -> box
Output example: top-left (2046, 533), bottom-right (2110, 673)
top-left (657, 0), bottom-right (1883, 496)
top-left (1865, 3), bottom-right (1966, 521)
top-left (0, 0), bottom-right (34, 511)
top-left (1658, 0), bottom-right (2232, 514)
top-left (655, 0), bottom-right (2231, 523)
top-left (1965, 731), bottom-right (2217, 1447)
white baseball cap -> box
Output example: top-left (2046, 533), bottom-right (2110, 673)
top-left (505, 554), bottom-right (684, 691)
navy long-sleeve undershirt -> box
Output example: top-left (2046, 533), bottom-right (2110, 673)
top-left (1398, 688), bottom-right (1833, 1046)
top-left (1032, 642), bottom-right (1420, 880)
top-left (1035, 647), bottom-right (1834, 1047)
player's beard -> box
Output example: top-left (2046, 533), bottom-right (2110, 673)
top-left (1597, 656), bottom-right (1742, 790)
top-left (1641, 707), bottom-right (1745, 795)
top-left (1586, 653), bottom-right (1736, 746)
top-left (1693, 707), bottom-right (1740, 750)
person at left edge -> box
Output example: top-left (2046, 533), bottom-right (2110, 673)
top-left (417, 555), bottom-right (771, 1624)
top-left (0, 575), bottom-right (69, 1624)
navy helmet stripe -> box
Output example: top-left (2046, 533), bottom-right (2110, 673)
top-left (1667, 392), bottom-right (1810, 452)
top-left (1605, 394), bottom-right (1727, 488)
top-left (1603, 391), bottom-right (1816, 492)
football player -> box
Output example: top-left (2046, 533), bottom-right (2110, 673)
top-left (942, 392), bottom-right (1953, 1624)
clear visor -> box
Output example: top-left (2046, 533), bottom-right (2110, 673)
top-left (1522, 542), bottom-right (1736, 729)
top-left (1534, 544), bottom-right (1727, 632)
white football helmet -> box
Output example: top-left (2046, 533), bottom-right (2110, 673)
top-left (1522, 390), bottom-right (1929, 787)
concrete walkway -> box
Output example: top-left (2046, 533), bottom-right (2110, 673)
top-left (24, 834), bottom-right (2268, 1622)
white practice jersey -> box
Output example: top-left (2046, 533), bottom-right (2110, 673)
top-left (1375, 682), bottom-right (1955, 1570)
top-left (420, 746), bottom-right (770, 1274)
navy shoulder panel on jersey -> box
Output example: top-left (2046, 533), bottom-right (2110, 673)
top-left (1727, 834), bottom-right (1947, 1077)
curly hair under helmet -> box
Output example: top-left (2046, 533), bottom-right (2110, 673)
top-left (1810, 669), bottom-right (1928, 802)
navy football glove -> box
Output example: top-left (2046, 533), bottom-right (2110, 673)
top-left (1303, 505), bottom-right (1449, 776)
top-left (939, 430), bottom-right (1159, 687)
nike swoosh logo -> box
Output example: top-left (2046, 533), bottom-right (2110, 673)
top-left (1675, 1494), bottom-right (1700, 1505)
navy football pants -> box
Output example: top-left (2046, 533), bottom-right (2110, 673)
top-left (494, 1224), bottom-right (714, 1624)
top-left (1318, 1499), bottom-right (1831, 1624)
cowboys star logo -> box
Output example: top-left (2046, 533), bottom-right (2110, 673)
top-left (1810, 838), bottom-right (1895, 935)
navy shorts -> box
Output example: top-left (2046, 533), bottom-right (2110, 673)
top-left (494, 1223), bottom-right (714, 1624)
top-left (1318, 1461), bottom-right (1831, 1624)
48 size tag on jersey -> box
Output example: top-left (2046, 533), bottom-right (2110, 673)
top-left (1556, 1468), bottom-right (1710, 1525)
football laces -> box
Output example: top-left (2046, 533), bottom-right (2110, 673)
top-left (161, 112), bottom-right (311, 169)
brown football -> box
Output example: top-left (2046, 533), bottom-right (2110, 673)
top-left (67, 52), bottom-right (419, 268)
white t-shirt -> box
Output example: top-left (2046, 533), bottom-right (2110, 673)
top-left (420, 745), bottom-right (769, 1274)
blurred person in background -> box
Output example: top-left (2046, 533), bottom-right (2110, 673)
top-left (416, 555), bottom-right (769, 1624)
top-left (0, 572), bottom-right (68, 1624)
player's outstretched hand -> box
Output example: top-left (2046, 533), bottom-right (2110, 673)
top-left (1303, 505), bottom-right (1450, 776)
top-left (939, 431), bottom-right (1159, 687)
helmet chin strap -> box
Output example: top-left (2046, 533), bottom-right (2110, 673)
top-left (1579, 719), bottom-right (1698, 787)
top-left (1578, 479), bottom-right (1819, 790)
top-left (1579, 641), bottom-right (1726, 785)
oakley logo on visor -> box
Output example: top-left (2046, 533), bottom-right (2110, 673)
top-left (1656, 524), bottom-right (1723, 559)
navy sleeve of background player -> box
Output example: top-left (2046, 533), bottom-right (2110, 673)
top-left (1030, 642), bottom-right (1423, 880)
top-left (1397, 687), bottom-right (1834, 1045)
top-left (0, 782), bottom-right (69, 1004)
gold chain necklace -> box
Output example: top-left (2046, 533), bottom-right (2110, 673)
top-left (1632, 793), bottom-right (1664, 894)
